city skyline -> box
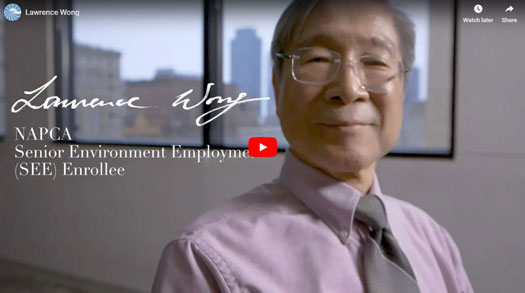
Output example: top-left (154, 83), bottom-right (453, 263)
top-left (71, 0), bottom-right (431, 149)
top-left (73, 0), bottom-right (430, 101)
top-left (72, 30), bottom-right (424, 149)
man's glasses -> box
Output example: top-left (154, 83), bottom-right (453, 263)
top-left (276, 47), bottom-right (406, 94)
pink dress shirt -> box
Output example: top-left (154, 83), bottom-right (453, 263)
top-left (153, 152), bottom-right (474, 292)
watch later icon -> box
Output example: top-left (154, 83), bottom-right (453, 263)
top-left (474, 4), bottom-right (483, 13)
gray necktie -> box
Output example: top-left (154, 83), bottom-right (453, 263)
top-left (354, 194), bottom-right (419, 293)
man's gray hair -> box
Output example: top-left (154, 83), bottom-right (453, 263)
top-left (270, 0), bottom-right (416, 81)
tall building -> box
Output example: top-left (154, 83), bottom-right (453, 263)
top-left (125, 69), bottom-right (204, 144)
top-left (223, 28), bottom-right (264, 144)
top-left (405, 67), bottom-right (420, 102)
top-left (231, 28), bottom-right (262, 100)
top-left (398, 67), bottom-right (425, 149)
top-left (74, 44), bottom-right (124, 140)
top-left (398, 100), bottom-right (426, 149)
top-left (266, 56), bottom-right (279, 124)
top-left (223, 51), bottom-right (287, 147)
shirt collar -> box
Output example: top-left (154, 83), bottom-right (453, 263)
top-left (279, 150), bottom-right (386, 244)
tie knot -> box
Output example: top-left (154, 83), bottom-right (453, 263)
top-left (354, 194), bottom-right (388, 231)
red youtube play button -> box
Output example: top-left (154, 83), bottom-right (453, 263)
top-left (248, 137), bottom-right (277, 157)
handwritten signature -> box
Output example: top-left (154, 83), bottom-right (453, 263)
top-left (11, 75), bottom-right (270, 126)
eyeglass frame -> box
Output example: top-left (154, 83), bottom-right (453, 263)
top-left (276, 47), bottom-right (409, 93)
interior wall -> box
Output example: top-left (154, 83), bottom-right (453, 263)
top-left (1, 1), bottom-right (524, 292)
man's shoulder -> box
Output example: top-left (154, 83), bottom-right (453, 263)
top-left (382, 193), bottom-right (435, 219)
top-left (381, 193), bottom-right (454, 247)
top-left (177, 180), bottom-right (300, 242)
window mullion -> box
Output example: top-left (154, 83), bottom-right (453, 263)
top-left (203, 0), bottom-right (224, 147)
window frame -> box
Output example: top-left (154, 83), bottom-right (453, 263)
top-left (53, 0), bottom-right (457, 158)
top-left (0, 8), bottom-right (6, 140)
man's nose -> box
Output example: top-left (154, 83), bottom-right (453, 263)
top-left (325, 62), bottom-right (370, 104)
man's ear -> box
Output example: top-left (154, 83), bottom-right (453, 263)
top-left (272, 71), bottom-right (280, 117)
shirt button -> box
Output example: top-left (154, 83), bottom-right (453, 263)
top-left (339, 229), bottom-right (349, 240)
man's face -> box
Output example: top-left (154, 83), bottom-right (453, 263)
top-left (274, 0), bottom-right (405, 174)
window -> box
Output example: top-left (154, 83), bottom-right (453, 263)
top-left (59, 0), bottom-right (455, 156)
top-left (219, 0), bottom-right (455, 155)
top-left (390, 0), bottom-right (455, 155)
top-left (221, 0), bottom-right (291, 148)
top-left (71, 0), bottom-right (204, 145)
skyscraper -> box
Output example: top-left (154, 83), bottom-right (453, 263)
top-left (398, 67), bottom-right (425, 149)
top-left (405, 67), bottom-right (420, 103)
top-left (74, 44), bottom-right (124, 140)
top-left (231, 28), bottom-right (262, 100)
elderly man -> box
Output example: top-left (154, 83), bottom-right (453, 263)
top-left (153, 0), bottom-right (473, 292)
